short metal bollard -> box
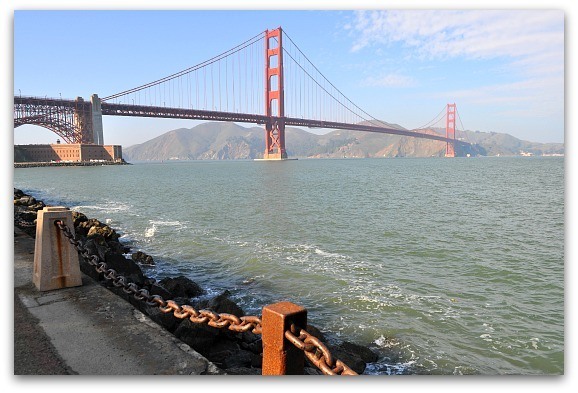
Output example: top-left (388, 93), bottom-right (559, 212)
top-left (33, 206), bottom-right (82, 291)
top-left (261, 301), bottom-right (307, 375)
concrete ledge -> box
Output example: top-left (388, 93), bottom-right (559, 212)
top-left (14, 227), bottom-right (223, 375)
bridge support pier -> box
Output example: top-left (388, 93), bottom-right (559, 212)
top-left (445, 103), bottom-right (456, 157)
top-left (91, 94), bottom-right (104, 145)
top-left (73, 97), bottom-right (94, 144)
top-left (264, 120), bottom-right (287, 160)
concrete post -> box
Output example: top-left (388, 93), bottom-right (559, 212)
top-left (261, 301), bottom-right (307, 375)
top-left (33, 207), bottom-right (82, 291)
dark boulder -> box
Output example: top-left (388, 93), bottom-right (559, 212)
top-left (173, 319), bottom-right (220, 356)
top-left (83, 236), bottom-right (110, 262)
top-left (78, 236), bottom-right (129, 267)
top-left (340, 341), bottom-right (379, 364)
top-left (15, 210), bottom-right (38, 225)
top-left (304, 367), bottom-right (323, 375)
top-left (197, 290), bottom-right (244, 317)
top-left (204, 339), bottom-right (253, 369)
top-left (148, 282), bottom-right (173, 300)
top-left (221, 349), bottom-right (253, 369)
top-left (159, 276), bottom-right (205, 299)
top-left (72, 211), bottom-right (88, 226)
top-left (250, 352), bottom-right (262, 368)
top-left (87, 223), bottom-right (120, 241)
top-left (14, 196), bottom-right (36, 206)
top-left (132, 251), bottom-right (155, 266)
top-left (108, 240), bottom-right (131, 255)
top-left (76, 219), bottom-right (120, 242)
top-left (205, 340), bottom-right (241, 367)
top-left (241, 338), bottom-right (262, 355)
top-left (29, 201), bottom-right (46, 211)
top-left (224, 367), bottom-right (261, 375)
top-left (75, 218), bottom-right (101, 236)
top-left (103, 251), bottom-right (146, 287)
top-left (327, 344), bottom-right (368, 375)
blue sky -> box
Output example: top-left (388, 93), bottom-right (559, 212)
top-left (11, 8), bottom-right (566, 147)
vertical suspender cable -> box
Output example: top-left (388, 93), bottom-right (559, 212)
top-left (232, 53), bottom-right (235, 112)
top-left (250, 41), bottom-right (254, 114)
top-left (237, 50), bottom-right (240, 113)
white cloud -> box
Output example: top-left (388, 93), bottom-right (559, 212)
top-left (349, 10), bottom-right (564, 82)
top-left (350, 10), bottom-right (563, 61)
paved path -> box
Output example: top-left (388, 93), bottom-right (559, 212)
top-left (13, 227), bottom-right (222, 375)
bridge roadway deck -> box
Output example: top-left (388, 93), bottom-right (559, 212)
top-left (13, 227), bottom-right (223, 375)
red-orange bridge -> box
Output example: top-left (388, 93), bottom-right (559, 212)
top-left (14, 27), bottom-right (470, 158)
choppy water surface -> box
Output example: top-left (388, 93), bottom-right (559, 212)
top-left (14, 156), bottom-right (564, 374)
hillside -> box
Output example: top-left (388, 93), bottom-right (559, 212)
top-left (122, 122), bottom-right (564, 161)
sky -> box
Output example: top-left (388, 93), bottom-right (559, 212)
top-left (10, 6), bottom-right (566, 147)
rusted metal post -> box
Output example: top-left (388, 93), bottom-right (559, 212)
top-left (33, 207), bottom-right (82, 291)
top-left (261, 301), bottom-right (307, 375)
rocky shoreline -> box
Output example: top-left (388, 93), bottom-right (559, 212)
top-left (14, 188), bottom-right (382, 375)
top-left (15, 160), bottom-right (131, 168)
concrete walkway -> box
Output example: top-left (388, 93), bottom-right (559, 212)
top-left (13, 227), bottom-right (223, 375)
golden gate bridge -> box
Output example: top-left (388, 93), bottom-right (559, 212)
top-left (14, 27), bottom-right (470, 158)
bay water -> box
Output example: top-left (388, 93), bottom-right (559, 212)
top-left (13, 156), bottom-right (564, 375)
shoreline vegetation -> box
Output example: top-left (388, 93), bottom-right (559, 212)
top-left (13, 188), bottom-right (383, 375)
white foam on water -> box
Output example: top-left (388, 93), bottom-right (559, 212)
top-left (145, 224), bottom-right (157, 238)
top-left (149, 220), bottom-right (183, 227)
top-left (73, 201), bottom-right (131, 213)
top-left (314, 248), bottom-right (350, 260)
top-left (374, 335), bottom-right (398, 349)
top-left (529, 337), bottom-right (540, 350)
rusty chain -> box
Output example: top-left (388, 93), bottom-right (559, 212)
top-left (285, 324), bottom-right (358, 375)
top-left (55, 219), bottom-right (262, 335)
top-left (54, 219), bottom-right (358, 376)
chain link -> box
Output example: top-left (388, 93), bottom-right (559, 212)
top-left (55, 219), bottom-right (357, 375)
top-left (285, 324), bottom-right (358, 375)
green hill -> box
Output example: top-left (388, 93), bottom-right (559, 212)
top-left (122, 122), bottom-right (564, 161)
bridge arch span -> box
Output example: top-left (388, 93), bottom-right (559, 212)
top-left (14, 117), bottom-right (81, 144)
top-left (14, 96), bottom-right (96, 144)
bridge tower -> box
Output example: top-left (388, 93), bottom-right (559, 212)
top-left (263, 27), bottom-right (287, 160)
top-left (445, 103), bottom-right (456, 157)
top-left (91, 94), bottom-right (104, 145)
